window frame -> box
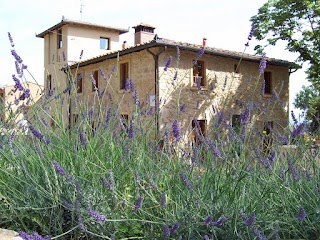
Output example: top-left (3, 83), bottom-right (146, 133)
top-left (263, 71), bottom-right (272, 95)
top-left (192, 60), bottom-right (206, 87)
top-left (57, 29), bottom-right (62, 49)
top-left (100, 37), bottom-right (110, 50)
top-left (119, 62), bottom-right (129, 90)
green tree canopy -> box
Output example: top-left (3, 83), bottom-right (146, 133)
top-left (251, 0), bottom-right (320, 131)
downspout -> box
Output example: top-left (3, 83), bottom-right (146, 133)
top-left (147, 46), bottom-right (166, 141)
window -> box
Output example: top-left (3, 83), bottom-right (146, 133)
top-left (47, 74), bottom-right (52, 93)
top-left (120, 62), bottom-right (129, 90)
top-left (77, 73), bottom-right (83, 94)
top-left (100, 37), bottom-right (110, 50)
top-left (57, 29), bottom-right (62, 49)
top-left (193, 60), bottom-right (205, 87)
top-left (231, 114), bottom-right (241, 134)
top-left (92, 70), bottom-right (99, 92)
top-left (234, 64), bottom-right (240, 74)
top-left (191, 119), bottom-right (206, 145)
top-left (264, 72), bottom-right (272, 94)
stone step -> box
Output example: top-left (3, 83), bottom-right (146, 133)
top-left (0, 228), bottom-right (22, 240)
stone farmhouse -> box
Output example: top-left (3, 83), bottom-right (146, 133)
top-left (36, 18), bottom-right (294, 146)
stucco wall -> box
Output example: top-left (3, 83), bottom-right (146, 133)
top-left (157, 47), bottom-right (289, 145)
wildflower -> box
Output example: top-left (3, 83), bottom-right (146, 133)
top-left (8, 32), bottom-right (14, 47)
top-left (164, 56), bottom-right (173, 71)
top-left (87, 207), bottom-right (106, 222)
top-left (74, 71), bottom-right (84, 84)
top-left (29, 125), bottom-right (44, 141)
top-left (160, 192), bottom-right (167, 208)
top-left (198, 46), bottom-right (205, 58)
top-left (180, 103), bottom-right (186, 112)
top-left (204, 236), bottom-right (211, 240)
top-left (245, 24), bottom-right (254, 47)
top-left (147, 176), bottom-right (158, 190)
top-left (35, 143), bottom-right (44, 157)
top-left (109, 169), bottom-right (115, 192)
top-left (104, 109), bottom-right (112, 129)
top-left (179, 173), bottom-right (192, 189)
top-left (171, 222), bottom-right (180, 235)
top-left (130, 79), bottom-right (135, 92)
top-left (245, 212), bottom-right (256, 227)
top-left (259, 53), bottom-right (267, 74)
top-left (132, 89), bottom-right (140, 106)
top-left (204, 216), bottom-right (213, 225)
top-left (212, 216), bottom-right (227, 227)
top-left (253, 226), bottom-right (267, 240)
top-left (172, 119), bottom-right (181, 141)
top-left (11, 49), bottom-right (23, 63)
top-left (291, 110), bottom-right (298, 124)
top-left (63, 200), bottom-right (73, 210)
top-left (110, 65), bottom-right (116, 74)
top-left (79, 131), bottom-right (87, 147)
top-left (53, 161), bottom-right (66, 175)
top-left (282, 135), bottom-right (289, 145)
top-left (240, 108), bottom-right (251, 125)
top-left (12, 74), bottom-right (24, 91)
top-left (99, 67), bottom-right (107, 80)
top-left (19, 231), bottom-right (32, 240)
top-left (134, 196), bottom-right (143, 211)
top-left (297, 207), bottom-right (307, 221)
top-left (279, 166), bottom-right (286, 180)
top-left (66, 174), bottom-right (73, 183)
top-left (125, 79), bottom-right (130, 91)
top-left (163, 224), bottom-right (170, 237)
top-left (291, 123), bottom-right (305, 139)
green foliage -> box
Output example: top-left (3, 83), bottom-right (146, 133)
top-left (251, 0), bottom-right (320, 128)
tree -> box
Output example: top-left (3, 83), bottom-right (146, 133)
top-left (250, 0), bottom-right (320, 132)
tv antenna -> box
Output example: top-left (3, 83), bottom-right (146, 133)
top-left (80, 0), bottom-right (84, 19)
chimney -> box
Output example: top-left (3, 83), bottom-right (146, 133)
top-left (122, 41), bottom-right (128, 50)
top-left (132, 23), bottom-right (156, 45)
top-left (202, 37), bottom-right (207, 47)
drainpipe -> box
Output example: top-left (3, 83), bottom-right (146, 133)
top-left (147, 46), bottom-right (166, 141)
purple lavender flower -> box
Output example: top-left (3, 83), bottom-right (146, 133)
top-left (240, 108), bottom-right (250, 125)
top-left (111, 65), bottom-right (116, 74)
top-left (245, 212), bottom-right (256, 227)
top-left (291, 123), bottom-right (305, 139)
top-left (130, 79), bottom-right (135, 92)
top-left (164, 56), bottom-right (173, 71)
top-left (74, 71), bottom-right (84, 85)
top-left (212, 216), bottom-right (227, 227)
top-left (8, 32), bottom-right (15, 47)
top-left (163, 224), bottom-right (170, 237)
top-left (11, 49), bottom-right (23, 63)
top-left (125, 79), bottom-right (130, 91)
top-left (282, 135), bottom-right (289, 145)
top-left (29, 125), bottom-right (44, 141)
top-left (253, 226), bottom-right (267, 240)
top-left (79, 131), bottom-right (87, 146)
top-left (259, 53), bottom-right (267, 74)
top-left (179, 173), bottom-right (192, 189)
top-left (132, 89), bottom-right (140, 106)
top-left (171, 222), bottom-right (180, 235)
top-left (87, 207), bottom-right (106, 222)
top-left (288, 159), bottom-right (299, 181)
top-left (134, 196), bottom-right (143, 211)
top-left (297, 207), bottom-right (307, 221)
top-left (99, 67), bottom-right (107, 80)
top-left (180, 103), bottom-right (186, 112)
top-left (160, 192), bottom-right (167, 208)
top-left (196, 77), bottom-right (202, 91)
top-left (245, 24), bottom-right (254, 47)
top-left (291, 110), bottom-right (298, 124)
top-left (66, 174), bottom-right (73, 183)
top-left (204, 235), bottom-right (211, 240)
top-left (260, 78), bottom-right (265, 96)
top-left (19, 231), bottom-right (33, 240)
top-left (172, 119), bottom-right (181, 141)
top-left (108, 169), bottom-right (115, 192)
top-left (204, 216), bottom-right (213, 225)
top-left (198, 46), bottom-right (205, 58)
top-left (53, 161), bottom-right (66, 175)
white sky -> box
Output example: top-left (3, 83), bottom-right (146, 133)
top-left (0, 0), bottom-right (310, 119)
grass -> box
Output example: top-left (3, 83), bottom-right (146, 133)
top-left (0, 33), bottom-right (320, 240)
